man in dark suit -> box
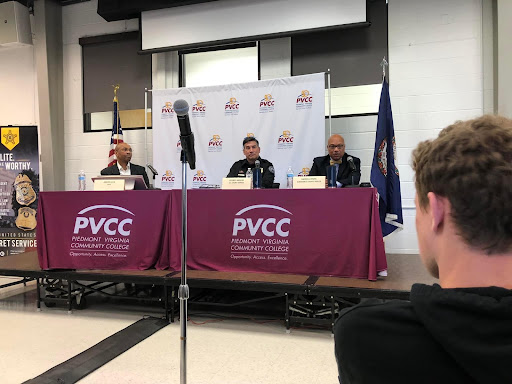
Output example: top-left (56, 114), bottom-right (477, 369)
top-left (309, 134), bottom-right (361, 187)
top-left (101, 142), bottom-right (151, 296)
top-left (100, 142), bottom-right (150, 188)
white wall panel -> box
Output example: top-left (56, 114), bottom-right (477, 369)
top-left (0, 45), bottom-right (37, 125)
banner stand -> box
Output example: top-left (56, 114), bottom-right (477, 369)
top-left (326, 68), bottom-right (332, 137)
top-left (144, 88), bottom-right (152, 175)
top-left (146, 72), bottom-right (332, 190)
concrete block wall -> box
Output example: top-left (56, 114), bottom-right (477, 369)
top-left (330, 0), bottom-right (485, 253)
top-left (60, 0), bottom-right (486, 254)
top-left (387, 0), bottom-right (483, 253)
top-left (0, 45), bottom-right (37, 126)
top-left (62, 0), bottom-right (148, 191)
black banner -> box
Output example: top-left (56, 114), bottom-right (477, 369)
top-left (0, 126), bottom-right (39, 257)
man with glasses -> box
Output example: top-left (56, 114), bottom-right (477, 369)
top-left (308, 134), bottom-right (361, 187)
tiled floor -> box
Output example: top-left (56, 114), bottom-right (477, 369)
top-left (0, 276), bottom-right (339, 384)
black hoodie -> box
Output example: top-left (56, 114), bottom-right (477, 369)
top-left (334, 283), bottom-right (512, 384)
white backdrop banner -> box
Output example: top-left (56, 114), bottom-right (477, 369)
top-left (152, 73), bottom-right (325, 189)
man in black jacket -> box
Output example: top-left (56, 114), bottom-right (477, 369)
top-left (334, 115), bottom-right (512, 384)
top-left (100, 142), bottom-right (150, 188)
top-left (309, 134), bottom-right (360, 187)
top-left (227, 136), bottom-right (275, 188)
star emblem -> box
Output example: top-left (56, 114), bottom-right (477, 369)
top-left (3, 130), bottom-right (17, 145)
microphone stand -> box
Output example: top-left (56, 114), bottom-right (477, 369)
top-left (146, 164), bottom-right (158, 189)
top-left (179, 149), bottom-right (190, 384)
top-left (346, 169), bottom-right (359, 188)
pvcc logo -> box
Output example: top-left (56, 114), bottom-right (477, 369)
top-left (161, 102), bottom-right (174, 118)
top-left (192, 99), bottom-right (206, 112)
top-left (162, 170), bottom-right (175, 182)
top-left (278, 130), bottom-right (294, 143)
top-left (232, 204), bottom-right (291, 237)
top-left (260, 94), bottom-right (274, 107)
top-left (209, 135), bottom-right (223, 147)
top-left (73, 205), bottom-right (134, 236)
top-left (296, 90), bottom-right (313, 103)
top-left (161, 102), bottom-right (173, 113)
top-left (298, 167), bottom-right (310, 177)
top-left (193, 170), bottom-right (206, 182)
top-left (225, 97), bottom-right (239, 110)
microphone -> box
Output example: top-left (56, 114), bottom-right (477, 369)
top-left (253, 159), bottom-right (262, 189)
top-left (173, 99), bottom-right (196, 170)
top-left (347, 156), bottom-right (357, 186)
top-left (347, 156), bottom-right (356, 172)
top-left (146, 164), bottom-right (158, 175)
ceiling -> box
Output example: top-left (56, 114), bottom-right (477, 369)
top-left (1, 1), bottom-right (219, 22)
top-left (95, 0), bottom-right (219, 22)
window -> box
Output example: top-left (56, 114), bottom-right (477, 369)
top-left (181, 44), bottom-right (258, 87)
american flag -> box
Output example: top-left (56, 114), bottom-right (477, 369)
top-left (108, 98), bottom-right (123, 166)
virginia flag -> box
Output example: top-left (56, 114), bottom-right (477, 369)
top-left (108, 99), bottom-right (123, 166)
top-left (370, 79), bottom-right (403, 238)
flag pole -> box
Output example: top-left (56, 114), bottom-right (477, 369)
top-left (113, 84), bottom-right (120, 148)
top-left (145, 88), bottom-right (148, 173)
top-left (380, 57), bottom-right (388, 82)
top-left (327, 68), bottom-right (332, 137)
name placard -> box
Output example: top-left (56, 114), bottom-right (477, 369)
top-left (93, 179), bottom-right (126, 191)
top-left (222, 177), bottom-right (252, 190)
top-left (292, 176), bottom-right (326, 189)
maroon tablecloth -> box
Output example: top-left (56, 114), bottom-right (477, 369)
top-left (36, 188), bottom-right (386, 280)
top-left (171, 188), bottom-right (387, 280)
top-left (37, 191), bottom-right (172, 270)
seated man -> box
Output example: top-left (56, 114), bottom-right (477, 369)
top-left (227, 136), bottom-right (275, 188)
top-left (100, 142), bottom-right (150, 188)
top-left (334, 115), bottom-right (512, 383)
top-left (308, 134), bottom-right (360, 187)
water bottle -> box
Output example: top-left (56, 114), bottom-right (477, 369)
top-left (246, 168), bottom-right (253, 189)
top-left (286, 166), bottom-right (294, 189)
top-left (78, 170), bottom-right (86, 191)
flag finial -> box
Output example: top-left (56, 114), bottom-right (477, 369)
top-left (380, 57), bottom-right (388, 81)
top-left (112, 84), bottom-right (120, 102)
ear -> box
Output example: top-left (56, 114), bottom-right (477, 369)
top-left (427, 192), bottom-right (446, 232)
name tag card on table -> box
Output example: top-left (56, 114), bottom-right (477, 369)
top-left (293, 176), bottom-right (326, 189)
top-left (92, 175), bottom-right (147, 190)
top-left (222, 177), bottom-right (252, 190)
top-left (93, 178), bottom-right (125, 191)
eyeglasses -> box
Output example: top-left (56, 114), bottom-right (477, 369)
top-left (328, 144), bottom-right (345, 150)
